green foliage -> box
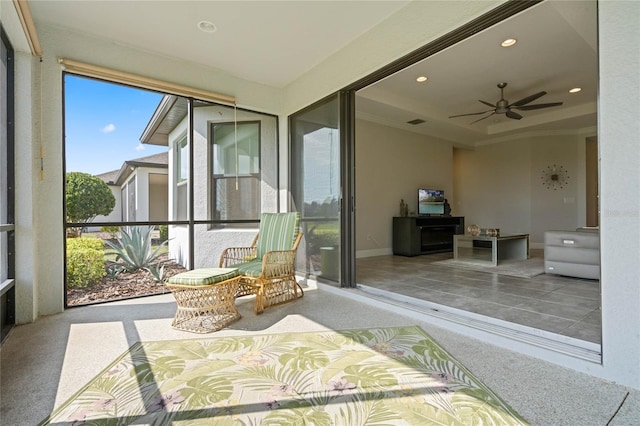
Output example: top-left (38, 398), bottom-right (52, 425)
top-left (66, 172), bottom-right (116, 234)
top-left (66, 238), bottom-right (106, 288)
top-left (101, 225), bottom-right (120, 237)
top-left (159, 225), bottom-right (169, 241)
top-left (308, 223), bottom-right (339, 249)
top-left (67, 237), bottom-right (105, 251)
top-left (106, 262), bottom-right (125, 279)
top-left (105, 226), bottom-right (168, 272)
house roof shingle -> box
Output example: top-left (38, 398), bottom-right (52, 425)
top-left (96, 152), bottom-right (168, 185)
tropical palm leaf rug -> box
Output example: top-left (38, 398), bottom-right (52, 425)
top-left (41, 325), bottom-right (528, 425)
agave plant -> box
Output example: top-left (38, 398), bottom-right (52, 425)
top-left (106, 262), bottom-right (125, 279)
top-left (146, 263), bottom-right (166, 283)
top-left (105, 226), bottom-right (167, 272)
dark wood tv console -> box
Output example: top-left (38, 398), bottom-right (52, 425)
top-left (393, 216), bottom-right (465, 256)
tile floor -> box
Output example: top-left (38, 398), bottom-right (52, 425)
top-left (355, 249), bottom-right (602, 344)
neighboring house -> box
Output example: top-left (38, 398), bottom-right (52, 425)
top-left (94, 152), bottom-right (169, 224)
top-left (140, 96), bottom-right (278, 267)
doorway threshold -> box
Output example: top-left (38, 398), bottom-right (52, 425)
top-left (323, 282), bottom-right (601, 364)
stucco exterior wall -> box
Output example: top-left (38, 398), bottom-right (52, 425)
top-left (597, 0), bottom-right (640, 389)
top-left (166, 105), bottom-right (278, 269)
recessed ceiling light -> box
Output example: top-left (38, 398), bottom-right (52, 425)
top-left (198, 21), bottom-right (217, 33)
top-left (416, 76), bottom-right (428, 83)
top-left (569, 87), bottom-right (582, 93)
top-left (501, 38), bottom-right (517, 47)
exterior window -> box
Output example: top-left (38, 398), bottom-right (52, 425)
top-left (211, 121), bottom-right (260, 223)
top-left (120, 187), bottom-right (126, 220)
top-left (176, 136), bottom-right (188, 221)
top-left (127, 176), bottom-right (136, 221)
top-left (119, 176), bottom-right (137, 222)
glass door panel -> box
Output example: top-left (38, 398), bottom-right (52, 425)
top-left (290, 95), bottom-right (341, 283)
top-left (1, 30), bottom-right (14, 340)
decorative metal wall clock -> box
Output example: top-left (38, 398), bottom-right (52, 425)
top-left (541, 164), bottom-right (569, 190)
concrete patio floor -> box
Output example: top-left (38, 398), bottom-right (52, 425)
top-left (1, 284), bottom-right (639, 425)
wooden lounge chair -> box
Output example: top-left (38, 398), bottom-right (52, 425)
top-left (219, 212), bottom-right (303, 314)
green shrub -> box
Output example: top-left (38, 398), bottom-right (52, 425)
top-left (101, 225), bottom-right (120, 237)
top-left (67, 237), bottom-right (105, 251)
top-left (159, 225), bottom-right (169, 241)
top-left (66, 238), bottom-right (106, 288)
top-left (308, 226), bottom-right (340, 248)
top-left (65, 172), bottom-right (116, 236)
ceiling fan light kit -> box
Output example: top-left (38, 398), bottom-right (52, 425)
top-left (449, 82), bottom-right (563, 124)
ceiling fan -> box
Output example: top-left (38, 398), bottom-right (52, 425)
top-left (449, 82), bottom-right (563, 124)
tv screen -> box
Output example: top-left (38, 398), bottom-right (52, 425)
top-left (418, 189), bottom-right (445, 215)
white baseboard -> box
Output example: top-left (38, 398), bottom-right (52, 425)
top-left (356, 248), bottom-right (393, 258)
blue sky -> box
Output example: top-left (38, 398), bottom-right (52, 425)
top-left (65, 75), bottom-right (166, 176)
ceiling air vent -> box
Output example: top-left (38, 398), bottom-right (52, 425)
top-left (406, 118), bottom-right (425, 125)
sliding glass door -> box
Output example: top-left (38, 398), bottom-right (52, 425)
top-left (0, 28), bottom-right (15, 341)
top-left (290, 95), bottom-right (343, 284)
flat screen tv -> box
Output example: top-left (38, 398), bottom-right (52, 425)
top-left (418, 189), bottom-right (445, 215)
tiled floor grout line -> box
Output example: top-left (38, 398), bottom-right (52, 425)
top-left (356, 251), bottom-right (601, 343)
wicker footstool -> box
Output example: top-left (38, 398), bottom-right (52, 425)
top-left (166, 268), bottom-right (241, 333)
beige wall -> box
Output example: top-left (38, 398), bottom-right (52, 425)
top-left (454, 132), bottom-right (591, 246)
top-left (355, 119), bottom-right (453, 256)
top-left (356, 122), bottom-right (593, 253)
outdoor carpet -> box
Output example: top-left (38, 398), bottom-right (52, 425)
top-left (432, 257), bottom-right (545, 279)
top-left (40, 326), bottom-right (528, 425)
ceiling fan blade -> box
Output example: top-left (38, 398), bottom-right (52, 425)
top-left (509, 91), bottom-right (547, 107)
top-left (513, 102), bottom-right (563, 111)
top-left (449, 109), bottom-right (494, 118)
top-left (478, 100), bottom-right (496, 108)
top-left (470, 112), bottom-right (495, 124)
top-left (506, 110), bottom-right (522, 120)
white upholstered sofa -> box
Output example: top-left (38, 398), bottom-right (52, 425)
top-left (544, 228), bottom-right (600, 280)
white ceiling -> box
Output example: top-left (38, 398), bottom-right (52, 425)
top-left (358, 1), bottom-right (598, 146)
top-left (28, 0), bottom-right (598, 146)
top-left (28, 0), bottom-right (410, 88)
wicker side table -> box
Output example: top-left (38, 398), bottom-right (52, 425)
top-left (166, 268), bottom-right (241, 333)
